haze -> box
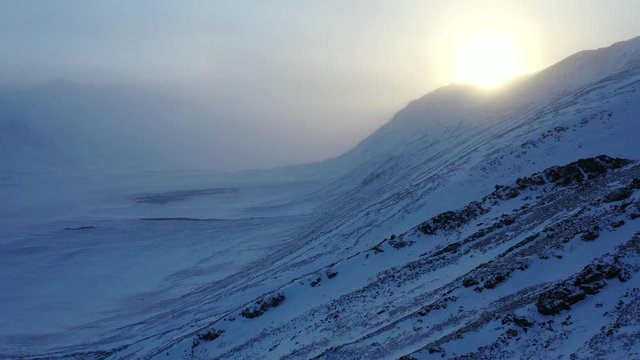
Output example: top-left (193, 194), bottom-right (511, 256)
top-left (2, 0), bottom-right (639, 171)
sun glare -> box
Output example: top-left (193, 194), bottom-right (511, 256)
top-left (455, 33), bottom-right (525, 88)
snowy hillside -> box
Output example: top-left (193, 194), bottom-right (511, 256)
top-left (2, 36), bottom-right (640, 360)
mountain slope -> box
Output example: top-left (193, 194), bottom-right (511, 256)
top-left (1, 37), bottom-right (640, 359)
top-left (175, 156), bottom-right (640, 360)
top-left (150, 36), bottom-right (640, 360)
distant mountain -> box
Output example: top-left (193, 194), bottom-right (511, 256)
top-left (0, 81), bottom-right (225, 172)
top-left (338, 36), bottom-right (640, 168)
top-left (255, 37), bottom-right (640, 186)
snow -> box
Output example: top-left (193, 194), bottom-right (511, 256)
top-left (2, 36), bottom-right (640, 359)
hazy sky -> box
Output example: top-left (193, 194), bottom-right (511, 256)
top-left (2, 0), bottom-right (640, 169)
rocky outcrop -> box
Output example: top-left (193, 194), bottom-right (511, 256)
top-left (537, 261), bottom-right (627, 316)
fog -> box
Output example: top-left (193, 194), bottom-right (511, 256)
top-left (1, 0), bottom-right (639, 171)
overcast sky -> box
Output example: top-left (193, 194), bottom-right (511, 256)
top-left (1, 0), bottom-right (639, 170)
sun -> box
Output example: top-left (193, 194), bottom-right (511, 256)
top-left (455, 33), bottom-right (525, 88)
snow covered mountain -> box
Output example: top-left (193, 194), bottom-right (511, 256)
top-left (2, 36), bottom-right (640, 359)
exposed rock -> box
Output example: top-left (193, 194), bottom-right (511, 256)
top-left (604, 188), bottom-right (633, 203)
top-left (241, 293), bottom-right (286, 319)
top-left (581, 226), bottom-right (601, 241)
top-left (326, 270), bottom-right (338, 279)
top-left (462, 277), bottom-right (479, 287)
top-left (418, 202), bottom-right (487, 235)
top-left (417, 296), bottom-right (457, 317)
top-left (491, 185), bottom-right (520, 200)
top-left (537, 261), bottom-right (626, 316)
top-left (611, 220), bottom-right (626, 228)
top-left (543, 156), bottom-right (630, 186)
top-left (617, 268), bottom-right (632, 282)
top-left (516, 173), bottom-right (547, 190)
top-left (389, 235), bottom-right (410, 249)
top-left (484, 273), bottom-right (508, 289)
top-left (197, 329), bottom-right (224, 342)
top-left (537, 287), bottom-right (587, 315)
top-left (502, 314), bottom-right (534, 328)
top-left (434, 242), bottom-right (462, 256)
